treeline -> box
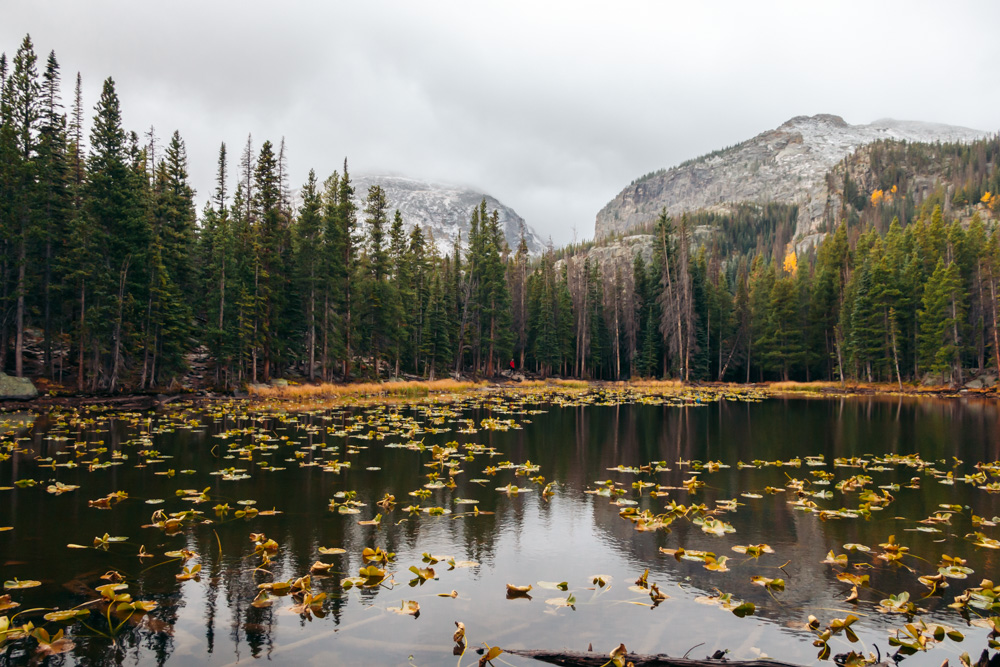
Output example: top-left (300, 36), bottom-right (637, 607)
top-left (551, 199), bottom-right (1000, 385)
top-left (3, 35), bottom-right (1000, 390)
top-left (0, 36), bottom-right (523, 390)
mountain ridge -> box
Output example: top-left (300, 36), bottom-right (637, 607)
top-left (351, 174), bottom-right (545, 257)
top-left (595, 114), bottom-right (990, 243)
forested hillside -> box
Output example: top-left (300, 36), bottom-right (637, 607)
top-left (1, 35), bottom-right (999, 391)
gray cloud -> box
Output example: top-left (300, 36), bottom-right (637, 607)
top-left (4, 0), bottom-right (999, 244)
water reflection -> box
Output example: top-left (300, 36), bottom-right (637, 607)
top-left (0, 394), bottom-right (999, 665)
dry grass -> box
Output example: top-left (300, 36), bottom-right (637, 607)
top-left (502, 378), bottom-right (590, 389)
top-left (768, 381), bottom-right (844, 393)
top-left (767, 380), bottom-right (973, 394)
top-left (546, 378), bottom-right (589, 388)
top-left (249, 379), bottom-right (484, 400)
top-left (627, 379), bottom-right (685, 389)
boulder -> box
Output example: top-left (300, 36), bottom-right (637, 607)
top-left (920, 372), bottom-right (947, 387)
top-left (0, 372), bottom-right (38, 400)
top-left (965, 378), bottom-right (984, 389)
top-left (269, 378), bottom-right (289, 387)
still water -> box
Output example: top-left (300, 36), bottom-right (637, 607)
top-left (1, 391), bottom-right (999, 666)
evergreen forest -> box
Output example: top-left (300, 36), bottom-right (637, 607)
top-left (2, 35), bottom-right (1000, 391)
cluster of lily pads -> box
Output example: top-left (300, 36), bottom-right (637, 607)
top-left (590, 444), bottom-right (1000, 664)
top-left (1, 386), bottom-right (999, 666)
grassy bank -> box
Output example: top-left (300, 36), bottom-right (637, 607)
top-left (767, 379), bottom-right (992, 395)
top-left (248, 378), bottom-right (486, 400)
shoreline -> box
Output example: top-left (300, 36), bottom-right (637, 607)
top-left (0, 378), bottom-right (994, 412)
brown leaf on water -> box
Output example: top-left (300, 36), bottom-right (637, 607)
top-left (610, 643), bottom-right (629, 667)
top-left (479, 645), bottom-right (503, 667)
top-left (506, 583), bottom-right (532, 599)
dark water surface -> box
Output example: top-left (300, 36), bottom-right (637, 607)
top-left (2, 392), bottom-right (1000, 666)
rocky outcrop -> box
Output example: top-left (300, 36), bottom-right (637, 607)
top-left (555, 234), bottom-right (655, 278)
top-left (595, 115), bottom-right (988, 241)
top-left (0, 372), bottom-right (38, 400)
top-left (352, 175), bottom-right (545, 257)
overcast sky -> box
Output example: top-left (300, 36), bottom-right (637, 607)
top-left (4, 1), bottom-right (999, 244)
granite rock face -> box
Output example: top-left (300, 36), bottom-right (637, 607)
top-left (0, 372), bottom-right (38, 400)
top-left (595, 115), bottom-right (988, 242)
top-left (352, 175), bottom-right (545, 257)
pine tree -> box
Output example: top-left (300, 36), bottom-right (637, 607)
top-left (86, 78), bottom-right (149, 390)
top-left (387, 209), bottom-right (408, 376)
top-left (918, 259), bottom-right (965, 384)
top-left (293, 169), bottom-right (323, 380)
top-left (336, 160), bottom-right (358, 379)
top-left (405, 224), bottom-right (430, 374)
top-left (30, 51), bottom-right (69, 377)
top-left (6, 36), bottom-right (41, 377)
top-left (361, 184), bottom-right (390, 378)
top-left (761, 274), bottom-right (804, 381)
top-left (200, 143), bottom-right (234, 385)
top-left (424, 272), bottom-right (451, 380)
top-left (318, 168), bottom-right (340, 379)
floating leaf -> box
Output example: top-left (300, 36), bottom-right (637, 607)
top-left (750, 576), bottom-right (785, 591)
top-left (387, 600), bottom-right (420, 616)
top-left (318, 547), bottom-right (346, 555)
top-left (609, 644), bottom-right (629, 667)
top-left (43, 609), bottom-right (89, 622)
top-left (537, 581), bottom-right (569, 591)
top-left (823, 551), bottom-right (848, 566)
top-left (408, 565), bottom-right (435, 582)
top-left (732, 544), bottom-right (773, 557)
top-left (480, 645), bottom-right (503, 667)
top-left (506, 583), bottom-right (532, 599)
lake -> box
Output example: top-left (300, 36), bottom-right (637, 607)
top-left (2, 388), bottom-right (999, 666)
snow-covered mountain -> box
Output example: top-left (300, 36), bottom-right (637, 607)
top-left (351, 175), bottom-right (545, 257)
top-left (595, 115), bottom-right (989, 243)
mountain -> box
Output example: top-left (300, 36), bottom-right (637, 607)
top-left (595, 114), bottom-right (989, 245)
top-left (351, 175), bottom-right (545, 257)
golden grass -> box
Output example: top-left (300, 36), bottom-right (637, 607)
top-left (546, 378), bottom-right (589, 388)
top-left (767, 380), bottom-right (978, 394)
top-left (249, 379), bottom-right (484, 400)
top-left (499, 378), bottom-right (590, 389)
top-left (768, 381), bottom-right (843, 393)
top-left (627, 379), bottom-right (685, 389)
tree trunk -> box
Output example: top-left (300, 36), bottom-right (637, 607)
top-left (308, 282), bottom-right (315, 381)
top-left (77, 280), bottom-right (86, 392)
top-left (218, 256), bottom-right (226, 385)
top-left (951, 292), bottom-right (962, 385)
top-left (110, 258), bottom-right (131, 392)
top-left (14, 233), bottom-right (26, 377)
top-left (44, 240), bottom-right (52, 378)
top-left (990, 272), bottom-right (1000, 373)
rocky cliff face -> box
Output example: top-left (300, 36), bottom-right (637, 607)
top-left (595, 115), bottom-right (988, 243)
top-left (351, 175), bottom-right (544, 257)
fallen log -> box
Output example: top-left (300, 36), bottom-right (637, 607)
top-left (504, 649), bottom-right (804, 667)
top-left (503, 649), bottom-right (894, 667)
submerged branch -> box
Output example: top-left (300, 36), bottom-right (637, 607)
top-left (505, 649), bottom-right (889, 667)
